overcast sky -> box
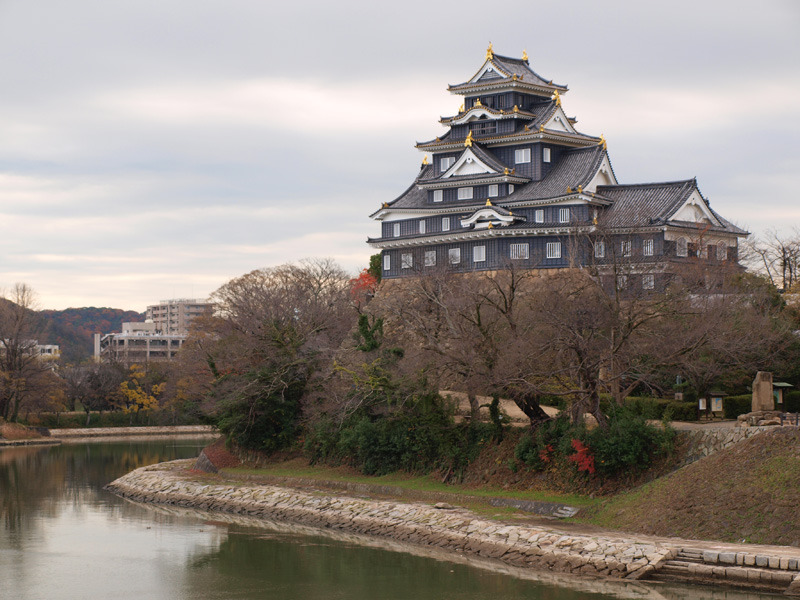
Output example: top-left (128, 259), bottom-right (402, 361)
top-left (1, 0), bottom-right (798, 311)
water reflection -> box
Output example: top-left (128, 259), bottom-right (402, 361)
top-left (0, 439), bottom-right (784, 600)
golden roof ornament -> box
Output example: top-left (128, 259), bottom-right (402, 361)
top-left (522, 49), bottom-right (529, 62)
top-left (485, 199), bottom-right (493, 206)
top-left (539, 124), bottom-right (545, 132)
top-left (459, 103), bottom-right (464, 113)
top-left (523, 124), bottom-right (530, 131)
top-left (503, 167), bottom-right (510, 175)
top-left (512, 74), bottom-right (518, 81)
top-left (382, 202), bottom-right (388, 208)
top-left (513, 104), bottom-right (519, 113)
top-left (553, 90), bottom-right (561, 106)
top-left (577, 185), bottom-right (583, 193)
top-left (488, 223), bottom-right (494, 229)
top-left (598, 134), bottom-right (607, 150)
top-left (567, 187), bottom-right (573, 193)
top-left (486, 42), bottom-right (494, 60)
top-left (475, 97), bottom-right (482, 107)
top-left (422, 155), bottom-right (429, 165)
top-left (465, 130), bottom-right (474, 147)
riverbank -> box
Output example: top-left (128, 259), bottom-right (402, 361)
top-left (107, 459), bottom-right (800, 596)
top-left (49, 425), bottom-right (218, 439)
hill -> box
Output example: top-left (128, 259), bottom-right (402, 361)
top-left (588, 427), bottom-right (800, 546)
top-left (39, 307), bottom-right (144, 363)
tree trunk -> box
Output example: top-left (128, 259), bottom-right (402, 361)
top-left (508, 390), bottom-right (551, 430)
top-left (467, 392), bottom-right (480, 422)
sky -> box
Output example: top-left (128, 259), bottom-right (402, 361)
top-left (0, 0), bottom-right (798, 311)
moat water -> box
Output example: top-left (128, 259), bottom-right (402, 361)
top-left (0, 438), bottom-right (781, 599)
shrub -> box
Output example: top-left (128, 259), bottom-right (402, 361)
top-left (782, 390), bottom-right (800, 412)
top-left (723, 395), bottom-right (752, 419)
top-left (664, 401), bottom-right (698, 422)
top-left (624, 396), bottom-right (672, 420)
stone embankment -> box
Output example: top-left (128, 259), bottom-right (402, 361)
top-left (49, 425), bottom-right (217, 438)
top-left (678, 425), bottom-right (776, 466)
top-left (106, 460), bottom-right (800, 595)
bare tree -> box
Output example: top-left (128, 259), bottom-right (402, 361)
top-left (742, 229), bottom-right (800, 291)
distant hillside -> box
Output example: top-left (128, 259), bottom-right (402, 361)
top-left (39, 307), bottom-right (144, 363)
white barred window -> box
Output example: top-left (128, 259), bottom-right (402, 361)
top-left (543, 147), bottom-right (551, 163)
top-left (515, 147), bottom-right (531, 164)
top-left (383, 254), bottom-right (391, 271)
top-left (510, 243), bottom-right (529, 260)
top-left (643, 238), bottom-right (654, 256)
top-left (448, 248), bottom-right (461, 264)
top-left (676, 237), bottom-right (688, 257)
top-left (473, 245), bottom-right (486, 262)
top-left (717, 242), bottom-right (727, 261)
top-left (546, 241), bottom-right (561, 259)
top-left (457, 187), bottom-right (473, 200)
top-left (621, 240), bottom-right (632, 257)
top-left (617, 275), bottom-right (628, 289)
top-left (642, 274), bottom-right (655, 290)
top-left (594, 241), bottom-right (605, 258)
top-left (440, 156), bottom-right (455, 171)
top-left (401, 253), bottom-right (413, 269)
top-left (488, 184), bottom-right (499, 197)
top-left (559, 207), bottom-right (570, 223)
top-left (424, 250), bottom-right (436, 267)
top-left (433, 190), bottom-right (443, 202)
top-left (535, 209), bottom-right (544, 223)
top-left (419, 220), bottom-right (426, 234)
top-left (442, 217), bottom-right (450, 231)
top-left (393, 222), bottom-right (400, 237)
top-left (508, 184), bottom-right (515, 193)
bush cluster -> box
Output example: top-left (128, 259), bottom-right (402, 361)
top-left (722, 394), bottom-right (752, 419)
top-left (515, 406), bottom-right (675, 478)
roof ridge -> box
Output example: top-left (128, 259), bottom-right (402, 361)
top-left (597, 178), bottom-right (696, 189)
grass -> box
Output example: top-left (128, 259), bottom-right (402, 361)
top-left (221, 460), bottom-right (596, 508)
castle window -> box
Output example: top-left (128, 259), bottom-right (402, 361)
top-left (383, 254), bottom-right (391, 271)
top-left (535, 209), bottom-right (544, 223)
top-left (433, 190), bottom-right (443, 203)
top-left (508, 184), bottom-right (515, 193)
top-left (473, 245), bottom-right (486, 262)
top-left (515, 148), bottom-right (531, 164)
top-left (393, 223), bottom-right (400, 237)
top-left (543, 147), bottom-right (551, 163)
top-left (546, 241), bottom-right (561, 259)
top-left (676, 237), bottom-right (688, 257)
top-left (458, 187), bottom-right (473, 200)
top-left (643, 238), bottom-right (654, 256)
top-left (448, 248), bottom-right (461, 264)
top-left (510, 243), bottom-right (529, 260)
top-left (594, 241), bottom-right (605, 258)
top-left (617, 275), bottom-right (628, 289)
top-left (401, 253), bottom-right (413, 269)
top-left (440, 156), bottom-right (455, 171)
top-left (488, 184), bottom-right (498, 197)
top-left (642, 274), bottom-right (655, 290)
top-left (419, 220), bottom-right (426, 234)
top-left (716, 242), bottom-right (727, 261)
top-left (621, 240), bottom-right (632, 257)
top-left (424, 250), bottom-right (436, 267)
top-left (442, 217), bottom-right (450, 231)
top-left (559, 207), bottom-right (570, 223)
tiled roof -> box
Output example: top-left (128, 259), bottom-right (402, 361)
top-left (506, 145), bottom-right (607, 202)
top-left (449, 54), bottom-right (567, 91)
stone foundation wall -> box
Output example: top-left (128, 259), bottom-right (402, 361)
top-left (678, 426), bottom-right (774, 466)
top-left (106, 460), bottom-right (675, 581)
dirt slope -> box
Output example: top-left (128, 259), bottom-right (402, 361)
top-left (589, 427), bottom-right (800, 546)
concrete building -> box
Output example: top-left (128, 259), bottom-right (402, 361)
top-left (94, 321), bottom-right (185, 365)
top-left (145, 298), bottom-right (213, 335)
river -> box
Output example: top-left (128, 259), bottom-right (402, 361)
top-left (0, 438), bottom-right (781, 599)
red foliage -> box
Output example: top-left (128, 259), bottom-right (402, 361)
top-left (568, 439), bottom-right (595, 474)
top-left (349, 269), bottom-right (378, 308)
top-left (539, 443), bottom-right (554, 464)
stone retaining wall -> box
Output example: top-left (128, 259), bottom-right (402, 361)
top-left (106, 460), bottom-right (675, 581)
top-left (678, 426), bottom-right (774, 466)
top-left (49, 425), bottom-right (217, 438)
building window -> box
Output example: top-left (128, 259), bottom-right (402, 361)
top-left (546, 241), bottom-right (561, 259)
top-left (458, 187), bottom-right (473, 200)
top-left (448, 248), bottom-right (461, 264)
top-left (617, 275), bottom-right (628, 290)
top-left (419, 220), bottom-right (426, 234)
top-left (433, 190), bottom-right (443, 202)
top-left (510, 243), bottom-right (529, 260)
top-left (440, 156), bottom-right (455, 171)
top-left (543, 147), bottom-right (551, 163)
top-left (401, 253), bottom-right (413, 269)
top-left (535, 209), bottom-right (544, 223)
top-left (473, 245), bottom-right (486, 262)
top-left (594, 240), bottom-right (605, 258)
top-left (642, 274), bottom-right (655, 290)
top-left (515, 147), bottom-right (531, 164)
top-left (717, 242), bottom-right (727, 261)
top-left (559, 207), bottom-right (570, 223)
top-left (643, 238), bottom-right (654, 256)
top-left (424, 250), bottom-right (436, 267)
top-left (383, 254), bottom-right (391, 271)
top-left (508, 184), bottom-right (515, 193)
top-left (442, 217), bottom-right (450, 231)
top-left (621, 240), bottom-right (632, 257)
top-left (488, 184), bottom-right (498, 197)
top-left (393, 223), bottom-right (400, 237)
top-left (676, 237), bottom-right (688, 257)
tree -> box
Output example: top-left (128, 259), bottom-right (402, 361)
top-left (0, 284), bottom-right (51, 422)
top-left (191, 259), bottom-right (355, 451)
top-left (742, 229), bottom-right (800, 291)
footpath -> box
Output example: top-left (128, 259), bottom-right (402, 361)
top-left (107, 459), bottom-right (800, 597)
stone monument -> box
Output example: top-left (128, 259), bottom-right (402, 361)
top-left (751, 371), bottom-right (774, 412)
